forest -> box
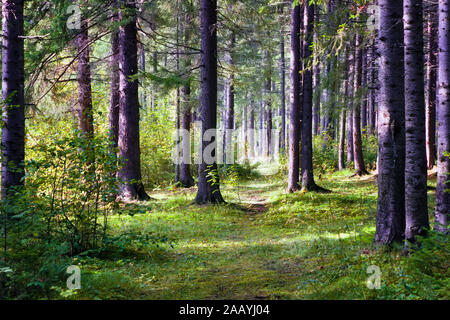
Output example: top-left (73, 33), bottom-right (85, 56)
top-left (0, 0), bottom-right (448, 301)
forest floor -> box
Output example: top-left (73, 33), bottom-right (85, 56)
top-left (67, 169), bottom-right (448, 300)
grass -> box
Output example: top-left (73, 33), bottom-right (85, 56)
top-left (60, 169), bottom-right (448, 300)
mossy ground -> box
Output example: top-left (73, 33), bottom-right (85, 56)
top-left (63, 169), bottom-right (448, 300)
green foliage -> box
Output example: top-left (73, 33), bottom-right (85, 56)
top-left (140, 98), bottom-right (176, 189)
top-left (313, 134), bottom-right (338, 178)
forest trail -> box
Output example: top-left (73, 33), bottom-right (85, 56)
top-left (74, 171), bottom-right (433, 300)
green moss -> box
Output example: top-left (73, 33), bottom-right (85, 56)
top-left (59, 172), bottom-right (446, 300)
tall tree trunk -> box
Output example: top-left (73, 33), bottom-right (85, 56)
top-left (224, 31), bottom-right (235, 165)
top-left (280, 31), bottom-right (286, 154)
top-left (361, 49), bottom-right (368, 133)
top-left (338, 110), bottom-right (346, 170)
top-left (179, 9), bottom-right (195, 188)
top-left (404, 0), bottom-right (429, 248)
top-left (435, 0), bottom-right (450, 233)
top-left (117, 0), bottom-right (149, 201)
top-left (195, 0), bottom-right (224, 204)
top-left (109, 22), bottom-right (120, 152)
top-left (301, 3), bottom-right (323, 191)
top-left (375, 0), bottom-right (406, 245)
top-left (76, 19), bottom-right (94, 138)
top-left (426, 8), bottom-right (437, 169)
top-left (352, 33), bottom-right (369, 176)
top-left (347, 46), bottom-right (355, 164)
top-left (367, 38), bottom-right (377, 136)
top-left (287, 0), bottom-right (302, 193)
top-left (265, 50), bottom-right (272, 159)
top-left (248, 93), bottom-right (255, 159)
top-left (1, 0), bottom-right (25, 200)
top-left (313, 8), bottom-right (321, 136)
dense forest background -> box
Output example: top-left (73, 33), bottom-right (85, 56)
top-left (0, 0), bottom-right (448, 300)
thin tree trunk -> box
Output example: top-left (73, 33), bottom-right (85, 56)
top-left (435, 0), bottom-right (450, 233)
top-left (179, 8), bottom-right (195, 188)
top-left (375, 0), bottom-right (406, 245)
top-left (195, 0), bottom-right (224, 204)
top-left (117, 0), bottom-right (149, 201)
top-left (248, 93), bottom-right (255, 159)
top-left (1, 0), bottom-right (25, 200)
top-left (109, 22), bottom-right (120, 152)
top-left (352, 33), bottom-right (369, 176)
top-left (76, 19), bottom-right (94, 138)
top-left (426, 8), bottom-right (437, 169)
top-left (224, 31), bottom-right (235, 165)
top-left (280, 31), bottom-right (286, 154)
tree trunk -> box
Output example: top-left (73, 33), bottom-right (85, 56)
top-left (76, 19), bottom-right (94, 138)
top-left (1, 0), bottom-right (25, 200)
top-left (265, 50), bottom-right (272, 159)
top-left (280, 31), bottom-right (286, 155)
top-left (338, 109), bottom-right (346, 170)
top-left (375, 0), bottom-right (406, 245)
top-left (195, 0), bottom-right (224, 204)
top-left (313, 8), bottom-right (321, 136)
top-left (301, 4), bottom-right (323, 191)
top-left (179, 9), bottom-right (195, 188)
top-left (361, 49), bottom-right (368, 133)
top-left (287, 0), bottom-right (302, 193)
top-left (435, 0), bottom-right (450, 233)
top-left (109, 22), bottom-right (120, 152)
top-left (403, 0), bottom-right (429, 248)
top-left (352, 33), bottom-right (369, 176)
top-left (368, 38), bottom-right (377, 136)
top-left (224, 31), bottom-right (235, 165)
top-left (248, 93), bottom-right (255, 159)
top-left (426, 8), bottom-right (437, 169)
top-left (117, 0), bottom-right (149, 201)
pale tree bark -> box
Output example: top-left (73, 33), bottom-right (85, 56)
top-left (435, 0), bottom-right (450, 233)
top-left (403, 0), bottom-right (429, 248)
top-left (280, 31), bottom-right (287, 154)
top-left (426, 7), bottom-right (437, 169)
top-left (375, 0), bottom-right (406, 245)
top-left (287, 0), bottom-right (302, 193)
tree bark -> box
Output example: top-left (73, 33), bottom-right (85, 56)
top-left (352, 33), bottom-right (369, 176)
top-left (403, 0), bottom-right (429, 248)
top-left (435, 0), bottom-right (450, 233)
top-left (287, 0), bottom-right (302, 193)
top-left (117, 0), bottom-right (149, 201)
top-left (109, 21), bottom-right (120, 152)
top-left (301, 3), bottom-right (324, 192)
top-left (1, 0), bottom-right (25, 200)
top-left (280, 31), bottom-right (287, 155)
top-left (224, 31), bottom-right (235, 165)
top-left (426, 7), bottom-right (437, 169)
top-left (179, 8), bottom-right (195, 188)
top-left (375, 0), bottom-right (406, 245)
top-left (76, 19), bottom-right (94, 138)
top-left (195, 0), bottom-right (224, 204)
